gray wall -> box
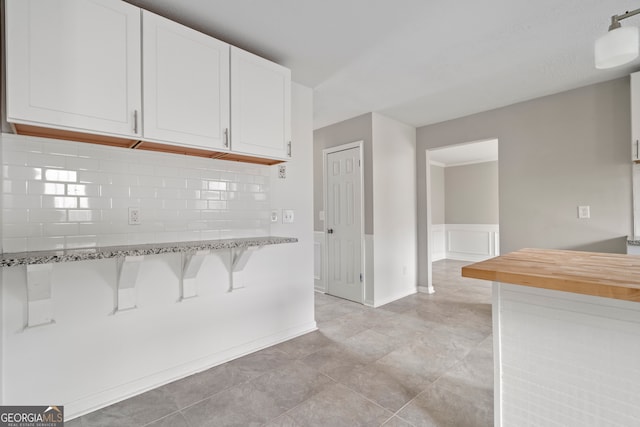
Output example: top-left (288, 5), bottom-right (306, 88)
top-left (417, 78), bottom-right (632, 286)
top-left (314, 113), bottom-right (373, 233)
top-left (445, 161), bottom-right (498, 224)
top-left (430, 164), bottom-right (445, 224)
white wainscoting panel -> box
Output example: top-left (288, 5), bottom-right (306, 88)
top-left (364, 234), bottom-right (374, 306)
top-left (431, 224), bottom-right (446, 262)
top-left (314, 231), bottom-right (325, 292)
top-left (445, 224), bottom-right (499, 262)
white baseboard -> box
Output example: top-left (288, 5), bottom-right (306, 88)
top-left (418, 285), bottom-right (435, 294)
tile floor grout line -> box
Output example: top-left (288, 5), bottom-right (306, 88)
top-left (140, 409), bottom-right (183, 427)
top-left (257, 372), bottom-right (339, 427)
top-left (319, 372), bottom-right (400, 420)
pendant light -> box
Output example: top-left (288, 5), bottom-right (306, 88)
top-left (595, 9), bottom-right (640, 69)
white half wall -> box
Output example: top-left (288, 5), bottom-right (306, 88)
top-left (431, 224), bottom-right (499, 263)
top-left (431, 224), bottom-right (446, 262)
top-left (364, 234), bottom-right (374, 306)
top-left (445, 224), bottom-right (499, 262)
top-left (314, 231), bottom-right (325, 292)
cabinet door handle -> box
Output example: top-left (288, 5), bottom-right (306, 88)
top-left (287, 141), bottom-right (292, 157)
top-left (636, 140), bottom-right (638, 159)
top-left (224, 128), bottom-right (229, 148)
top-left (327, 228), bottom-right (334, 234)
top-left (133, 110), bottom-right (139, 134)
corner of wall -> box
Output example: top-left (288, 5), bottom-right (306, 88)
top-left (370, 113), bottom-right (417, 306)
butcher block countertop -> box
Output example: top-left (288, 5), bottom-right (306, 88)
top-left (461, 248), bottom-right (640, 302)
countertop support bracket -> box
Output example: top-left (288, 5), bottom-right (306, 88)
top-left (114, 255), bottom-right (144, 313)
top-left (25, 263), bottom-right (55, 329)
top-left (227, 246), bottom-right (259, 292)
top-left (212, 246), bottom-right (261, 292)
top-left (180, 250), bottom-right (210, 301)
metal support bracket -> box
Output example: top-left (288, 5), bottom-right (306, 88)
top-left (180, 250), bottom-right (210, 301)
top-left (25, 264), bottom-right (55, 329)
top-left (114, 255), bottom-right (144, 313)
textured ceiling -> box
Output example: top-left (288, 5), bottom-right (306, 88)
top-left (126, 0), bottom-right (640, 129)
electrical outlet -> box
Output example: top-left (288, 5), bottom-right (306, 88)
top-left (578, 205), bottom-right (590, 219)
top-left (129, 207), bottom-right (141, 225)
top-left (282, 209), bottom-right (294, 224)
top-left (278, 165), bottom-right (286, 179)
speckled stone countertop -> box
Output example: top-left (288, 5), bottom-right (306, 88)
top-left (628, 237), bottom-right (640, 246)
top-left (0, 236), bottom-right (298, 267)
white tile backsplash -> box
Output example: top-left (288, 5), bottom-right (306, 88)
top-left (1, 134), bottom-right (272, 252)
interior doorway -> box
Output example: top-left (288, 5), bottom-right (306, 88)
top-left (425, 139), bottom-right (499, 293)
top-left (323, 142), bottom-right (364, 303)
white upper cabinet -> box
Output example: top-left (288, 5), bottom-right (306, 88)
top-left (5, 0), bottom-right (142, 138)
top-left (5, 0), bottom-right (291, 163)
top-left (142, 11), bottom-right (230, 150)
top-left (231, 47), bottom-right (291, 159)
top-left (632, 72), bottom-right (640, 161)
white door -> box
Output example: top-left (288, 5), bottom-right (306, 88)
top-left (142, 11), bottom-right (230, 150)
top-left (6, 0), bottom-right (142, 138)
top-left (326, 147), bottom-right (363, 303)
top-left (230, 46), bottom-right (291, 159)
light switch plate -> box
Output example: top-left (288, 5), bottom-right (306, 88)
top-left (578, 205), bottom-right (590, 219)
top-left (271, 210), bottom-right (278, 223)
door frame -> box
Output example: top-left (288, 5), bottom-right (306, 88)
top-left (425, 138), bottom-right (500, 293)
top-left (424, 149), bottom-right (435, 294)
top-left (322, 141), bottom-right (365, 302)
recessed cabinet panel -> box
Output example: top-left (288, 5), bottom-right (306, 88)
top-left (231, 47), bottom-right (291, 160)
top-left (142, 11), bottom-right (230, 149)
top-left (6, 0), bottom-right (141, 137)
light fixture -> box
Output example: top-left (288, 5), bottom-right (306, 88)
top-left (595, 9), bottom-right (640, 69)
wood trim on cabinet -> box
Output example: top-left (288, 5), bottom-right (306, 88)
top-left (14, 124), bottom-right (139, 148)
top-left (12, 124), bottom-right (285, 166)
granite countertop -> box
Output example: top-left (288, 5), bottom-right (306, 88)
top-left (0, 236), bottom-right (298, 267)
top-left (462, 248), bottom-right (640, 302)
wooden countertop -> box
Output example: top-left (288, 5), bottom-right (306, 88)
top-left (461, 248), bottom-right (640, 302)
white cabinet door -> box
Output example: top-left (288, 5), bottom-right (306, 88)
top-left (142, 11), bottom-right (230, 150)
top-left (631, 72), bottom-right (640, 161)
top-left (6, 0), bottom-right (141, 138)
top-left (231, 47), bottom-right (291, 159)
